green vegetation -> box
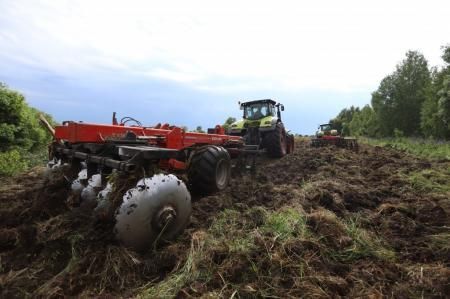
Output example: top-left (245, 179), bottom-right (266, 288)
top-left (140, 205), bottom-right (399, 298)
top-left (361, 137), bottom-right (450, 160)
top-left (331, 217), bottom-right (395, 262)
top-left (405, 168), bottom-right (450, 193)
top-left (194, 126), bottom-right (205, 133)
top-left (0, 150), bottom-right (29, 176)
top-left (361, 137), bottom-right (450, 194)
top-left (427, 233), bottom-right (450, 255)
top-left (262, 208), bottom-right (309, 240)
top-left (0, 83), bottom-right (55, 176)
top-left (222, 117), bottom-right (236, 130)
top-left (140, 233), bottom-right (208, 298)
top-left (331, 45), bottom-right (450, 140)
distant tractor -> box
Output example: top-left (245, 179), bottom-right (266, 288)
top-left (311, 123), bottom-right (358, 150)
top-left (228, 99), bottom-right (294, 157)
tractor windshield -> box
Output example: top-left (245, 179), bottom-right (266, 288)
top-left (244, 103), bottom-right (271, 120)
top-left (320, 124), bottom-right (332, 131)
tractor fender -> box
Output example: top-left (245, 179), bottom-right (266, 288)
top-left (258, 119), bottom-right (281, 132)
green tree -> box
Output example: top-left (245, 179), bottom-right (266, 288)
top-left (421, 68), bottom-right (448, 138)
top-left (348, 105), bottom-right (379, 136)
top-left (420, 45), bottom-right (450, 138)
top-left (195, 126), bottom-right (205, 133)
top-left (329, 106), bottom-right (359, 135)
top-left (372, 51), bottom-right (431, 136)
top-left (437, 75), bottom-right (450, 131)
top-left (223, 117), bottom-right (236, 130)
top-left (437, 46), bottom-right (450, 134)
top-left (371, 74), bottom-right (397, 136)
top-left (0, 83), bottom-right (55, 176)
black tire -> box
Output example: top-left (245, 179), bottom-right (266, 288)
top-left (286, 134), bottom-right (295, 154)
top-left (188, 145), bottom-right (231, 194)
top-left (263, 123), bottom-right (287, 158)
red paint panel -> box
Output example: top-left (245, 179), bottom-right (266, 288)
top-left (54, 121), bottom-right (242, 150)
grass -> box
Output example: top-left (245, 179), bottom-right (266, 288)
top-left (262, 208), bottom-right (309, 240)
top-left (326, 216), bottom-right (395, 263)
top-left (360, 137), bottom-right (450, 160)
top-left (208, 209), bottom-right (257, 254)
top-left (35, 233), bottom-right (85, 297)
top-left (139, 232), bottom-right (208, 298)
top-left (405, 168), bottom-right (450, 193)
top-left (427, 233), bottom-right (450, 255)
top-left (361, 137), bottom-right (450, 195)
top-left (139, 207), bottom-right (400, 297)
top-left (139, 207), bottom-right (310, 298)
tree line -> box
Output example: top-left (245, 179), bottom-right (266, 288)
top-left (331, 45), bottom-right (450, 139)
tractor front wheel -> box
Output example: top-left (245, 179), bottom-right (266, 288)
top-left (188, 145), bottom-right (231, 194)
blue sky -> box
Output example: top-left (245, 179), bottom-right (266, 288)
top-left (1, 0), bottom-right (449, 134)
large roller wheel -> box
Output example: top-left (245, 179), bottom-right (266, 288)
top-left (187, 145), bottom-right (231, 194)
top-left (115, 174), bottom-right (191, 251)
top-left (263, 123), bottom-right (287, 158)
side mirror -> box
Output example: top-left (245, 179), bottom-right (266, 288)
top-left (281, 105), bottom-right (284, 111)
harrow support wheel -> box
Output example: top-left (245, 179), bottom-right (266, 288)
top-left (188, 145), bottom-right (231, 194)
top-left (115, 174), bottom-right (192, 251)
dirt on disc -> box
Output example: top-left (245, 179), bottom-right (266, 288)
top-left (0, 139), bottom-right (449, 298)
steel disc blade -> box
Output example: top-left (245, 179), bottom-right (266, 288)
top-left (115, 174), bottom-right (191, 251)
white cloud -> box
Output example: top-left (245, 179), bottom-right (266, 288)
top-left (0, 0), bottom-right (449, 92)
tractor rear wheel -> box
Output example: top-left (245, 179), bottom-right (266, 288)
top-left (188, 145), bottom-right (231, 194)
top-left (286, 134), bottom-right (295, 154)
top-left (263, 123), bottom-right (287, 158)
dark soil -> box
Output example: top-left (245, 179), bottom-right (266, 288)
top-left (0, 139), bottom-right (449, 298)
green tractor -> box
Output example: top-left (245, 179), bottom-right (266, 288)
top-left (228, 99), bottom-right (294, 157)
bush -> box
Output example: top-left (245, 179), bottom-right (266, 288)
top-left (0, 83), bottom-right (55, 176)
top-left (0, 150), bottom-right (28, 176)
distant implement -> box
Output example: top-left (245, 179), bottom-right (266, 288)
top-left (311, 123), bottom-right (358, 151)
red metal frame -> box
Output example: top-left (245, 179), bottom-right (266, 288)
top-left (53, 121), bottom-right (243, 171)
top-left (320, 135), bottom-right (340, 140)
top-left (55, 121), bottom-right (242, 149)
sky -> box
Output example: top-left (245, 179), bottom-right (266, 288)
top-left (0, 0), bottom-right (449, 134)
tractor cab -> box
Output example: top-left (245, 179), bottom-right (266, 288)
top-left (241, 100), bottom-right (282, 121)
top-left (316, 123), bottom-right (338, 137)
top-left (228, 99), bottom-right (284, 136)
top-left (241, 99), bottom-right (284, 121)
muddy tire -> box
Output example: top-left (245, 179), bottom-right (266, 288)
top-left (188, 145), bottom-right (231, 194)
top-left (115, 174), bottom-right (191, 251)
top-left (286, 134), bottom-right (295, 154)
top-left (264, 123), bottom-right (287, 158)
